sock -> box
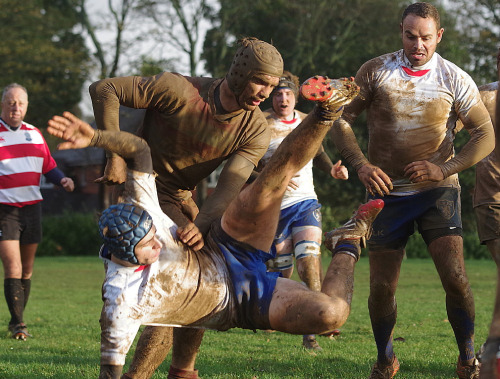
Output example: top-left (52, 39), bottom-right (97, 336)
top-left (4, 278), bottom-right (24, 326)
top-left (333, 242), bottom-right (360, 261)
top-left (21, 278), bottom-right (31, 308)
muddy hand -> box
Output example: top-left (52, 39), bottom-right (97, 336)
top-left (358, 163), bottom-right (392, 196)
top-left (404, 160), bottom-right (444, 183)
top-left (176, 222), bottom-right (204, 251)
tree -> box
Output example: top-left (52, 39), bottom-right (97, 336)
top-left (0, 0), bottom-right (89, 130)
top-left (449, 0), bottom-right (500, 84)
top-left (137, 0), bottom-right (215, 77)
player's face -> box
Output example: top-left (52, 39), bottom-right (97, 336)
top-left (134, 226), bottom-right (162, 265)
top-left (272, 88), bottom-right (296, 120)
top-left (238, 74), bottom-right (279, 111)
top-left (1, 87), bottom-right (28, 127)
top-left (400, 14), bottom-right (443, 67)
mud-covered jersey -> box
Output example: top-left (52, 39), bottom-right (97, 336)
top-left (473, 81), bottom-right (500, 207)
top-left (0, 120), bottom-right (57, 207)
top-left (260, 109), bottom-right (316, 209)
top-left (340, 49), bottom-right (492, 195)
top-left (91, 73), bottom-right (270, 199)
top-left (100, 170), bottom-right (234, 366)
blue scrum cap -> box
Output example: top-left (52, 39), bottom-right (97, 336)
top-left (98, 203), bottom-right (153, 265)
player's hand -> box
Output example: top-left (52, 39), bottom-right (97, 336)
top-left (331, 160), bottom-right (349, 180)
top-left (60, 177), bottom-right (75, 192)
top-left (47, 111), bottom-right (95, 149)
top-left (358, 163), bottom-right (392, 196)
top-left (95, 156), bottom-right (127, 185)
top-left (404, 160), bottom-right (444, 183)
top-left (176, 222), bottom-right (204, 251)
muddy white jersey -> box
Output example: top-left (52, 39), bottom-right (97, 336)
top-left (348, 50), bottom-right (484, 195)
top-left (261, 110), bottom-right (317, 209)
top-left (100, 170), bottom-right (232, 366)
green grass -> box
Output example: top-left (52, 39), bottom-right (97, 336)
top-left (0, 256), bottom-right (496, 378)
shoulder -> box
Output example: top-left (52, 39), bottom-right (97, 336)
top-left (479, 81), bottom-right (499, 93)
top-left (358, 51), bottom-right (399, 75)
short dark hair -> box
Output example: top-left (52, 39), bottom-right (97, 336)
top-left (402, 2), bottom-right (441, 30)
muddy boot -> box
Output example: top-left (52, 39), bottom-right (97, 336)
top-left (325, 199), bottom-right (384, 251)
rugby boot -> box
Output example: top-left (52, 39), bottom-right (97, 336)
top-left (324, 199), bottom-right (384, 251)
top-left (9, 323), bottom-right (32, 341)
top-left (302, 335), bottom-right (322, 351)
top-left (456, 357), bottom-right (480, 379)
top-left (300, 75), bottom-right (360, 119)
top-left (369, 356), bottom-right (400, 379)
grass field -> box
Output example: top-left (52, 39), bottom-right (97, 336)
top-left (0, 255), bottom-right (497, 378)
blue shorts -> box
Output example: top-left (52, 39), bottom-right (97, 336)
top-left (367, 187), bottom-right (462, 250)
top-left (275, 199), bottom-right (322, 244)
top-left (210, 222), bottom-right (280, 331)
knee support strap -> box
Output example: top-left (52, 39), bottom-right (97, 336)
top-left (294, 240), bottom-right (321, 260)
top-left (266, 253), bottom-right (293, 271)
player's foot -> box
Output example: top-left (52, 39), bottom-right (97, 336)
top-left (300, 75), bottom-right (360, 108)
top-left (369, 356), bottom-right (400, 379)
top-left (320, 329), bottom-right (341, 339)
top-left (8, 323), bottom-right (32, 341)
top-left (302, 335), bottom-right (322, 351)
top-left (325, 199), bottom-right (384, 251)
top-left (456, 357), bottom-right (480, 379)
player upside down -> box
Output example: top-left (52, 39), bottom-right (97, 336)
top-left (47, 76), bottom-right (383, 379)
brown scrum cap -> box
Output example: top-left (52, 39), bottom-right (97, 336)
top-left (226, 37), bottom-right (284, 96)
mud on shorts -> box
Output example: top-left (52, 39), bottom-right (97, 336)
top-left (275, 199), bottom-right (322, 244)
top-left (474, 204), bottom-right (500, 244)
top-left (209, 221), bottom-right (280, 331)
top-left (367, 187), bottom-right (462, 250)
top-left (0, 202), bottom-right (42, 244)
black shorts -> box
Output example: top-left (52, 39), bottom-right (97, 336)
top-left (0, 203), bottom-right (42, 244)
top-left (474, 204), bottom-right (500, 244)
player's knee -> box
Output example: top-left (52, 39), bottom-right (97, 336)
top-left (266, 253), bottom-right (293, 271)
top-left (294, 241), bottom-right (321, 260)
top-left (315, 301), bottom-right (350, 331)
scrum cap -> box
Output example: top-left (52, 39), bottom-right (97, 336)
top-left (98, 203), bottom-right (153, 265)
top-left (226, 37), bottom-right (283, 96)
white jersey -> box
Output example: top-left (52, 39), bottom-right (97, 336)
top-left (261, 110), bottom-right (317, 209)
top-left (350, 50), bottom-right (483, 195)
top-left (100, 170), bottom-right (233, 366)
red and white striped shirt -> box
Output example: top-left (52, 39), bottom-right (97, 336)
top-left (0, 120), bottom-right (57, 207)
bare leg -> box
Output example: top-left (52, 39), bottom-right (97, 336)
top-left (124, 326), bottom-right (173, 379)
top-left (479, 239), bottom-right (500, 379)
top-left (222, 112), bottom-right (335, 252)
top-left (486, 239), bottom-right (500, 337)
top-left (268, 199), bottom-right (384, 334)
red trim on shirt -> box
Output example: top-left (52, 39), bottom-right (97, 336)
top-left (402, 66), bottom-right (430, 77)
top-left (134, 265), bottom-right (148, 272)
top-left (281, 118), bottom-right (298, 125)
